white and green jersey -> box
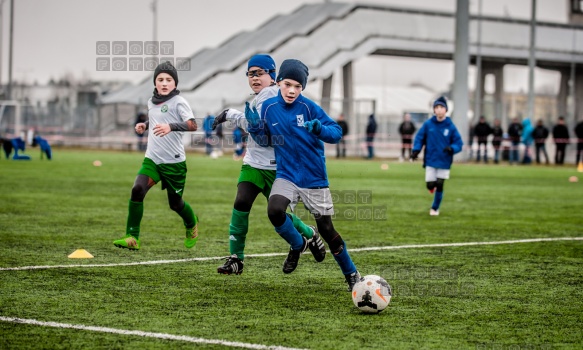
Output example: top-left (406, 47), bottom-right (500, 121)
top-left (226, 85), bottom-right (277, 170)
top-left (146, 95), bottom-right (194, 164)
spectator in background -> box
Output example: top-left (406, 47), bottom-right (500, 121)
top-left (203, 114), bottom-right (215, 156)
top-left (507, 117), bottom-right (522, 165)
top-left (365, 114), bottom-right (377, 159)
top-left (575, 119), bottom-right (583, 167)
top-left (32, 135), bottom-right (52, 160)
top-left (552, 116), bottom-right (570, 165)
top-left (232, 126), bottom-right (246, 161)
top-left (521, 118), bottom-right (534, 164)
top-left (468, 122), bottom-right (475, 161)
top-left (491, 118), bottom-right (503, 164)
top-left (336, 113), bottom-right (349, 158)
top-left (135, 111), bottom-right (148, 151)
top-left (532, 119), bottom-right (549, 165)
top-left (398, 112), bottom-right (416, 162)
top-left (473, 115), bottom-right (492, 163)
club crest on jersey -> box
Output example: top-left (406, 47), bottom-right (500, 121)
top-left (443, 129), bottom-right (449, 137)
top-left (296, 114), bottom-right (304, 126)
top-left (161, 105), bottom-right (168, 113)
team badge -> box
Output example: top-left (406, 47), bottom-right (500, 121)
top-left (161, 105), bottom-right (168, 113)
top-left (296, 114), bottom-right (304, 126)
top-left (443, 129), bottom-right (449, 136)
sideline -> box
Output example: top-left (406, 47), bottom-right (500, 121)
top-left (1, 236), bottom-right (582, 272)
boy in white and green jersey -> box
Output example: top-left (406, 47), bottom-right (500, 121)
top-left (213, 54), bottom-right (326, 275)
top-left (113, 61), bottom-right (199, 250)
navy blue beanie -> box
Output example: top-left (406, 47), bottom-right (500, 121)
top-left (248, 54), bottom-right (276, 80)
top-left (433, 96), bottom-right (448, 111)
top-left (277, 59), bottom-right (309, 90)
top-left (153, 61), bottom-right (178, 86)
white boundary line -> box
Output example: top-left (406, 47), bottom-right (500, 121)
top-left (0, 316), bottom-right (307, 350)
top-left (1, 237), bottom-right (582, 272)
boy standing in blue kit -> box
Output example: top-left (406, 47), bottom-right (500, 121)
top-left (246, 59), bottom-right (361, 291)
top-left (411, 96), bottom-right (463, 216)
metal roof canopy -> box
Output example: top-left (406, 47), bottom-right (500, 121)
top-left (101, 2), bottom-right (583, 114)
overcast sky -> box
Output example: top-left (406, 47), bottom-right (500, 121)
top-left (0, 0), bottom-right (570, 92)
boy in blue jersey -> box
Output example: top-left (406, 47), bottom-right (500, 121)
top-left (411, 96), bottom-right (463, 216)
top-left (246, 59), bottom-right (361, 291)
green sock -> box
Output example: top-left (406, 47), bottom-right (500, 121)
top-left (289, 213), bottom-right (313, 239)
top-left (229, 209), bottom-right (249, 260)
top-left (178, 202), bottom-right (197, 228)
top-left (126, 200), bottom-right (143, 238)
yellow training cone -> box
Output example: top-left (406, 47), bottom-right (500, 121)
top-left (577, 162), bottom-right (583, 173)
top-left (68, 249), bottom-right (94, 259)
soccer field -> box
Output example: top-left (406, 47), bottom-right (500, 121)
top-left (1, 149), bottom-right (582, 349)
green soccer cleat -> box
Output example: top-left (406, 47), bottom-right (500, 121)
top-left (184, 221), bottom-right (199, 249)
top-left (113, 235), bottom-right (141, 250)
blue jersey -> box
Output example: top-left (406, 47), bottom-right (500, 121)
top-left (413, 116), bottom-right (463, 169)
top-left (249, 92), bottom-right (342, 188)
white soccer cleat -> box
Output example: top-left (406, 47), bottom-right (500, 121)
top-left (429, 209), bottom-right (439, 216)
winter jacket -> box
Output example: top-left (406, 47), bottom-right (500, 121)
top-left (249, 92), bottom-right (341, 188)
top-left (412, 116), bottom-right (463, 170)
top-left (521, 119), bottom-right (534, 146)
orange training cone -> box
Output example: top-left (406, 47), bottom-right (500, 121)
top-left (68, 249), bottom-right (94, 259)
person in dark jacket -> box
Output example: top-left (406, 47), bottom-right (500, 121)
top-left (552, 116), bottom-right (570, 165)
top-left (473, 116), bottom-right (492, 163)
top-left (532, 119), bottom-right (549, 164)
top-left (398, 113), bottom-right (416, 161)
top-left (491, 118), bottom-right (504, 164)
top-left (507, 117), bottom-right (523, 165)
top-left (411, 96), bottom-right (463, 216)
top-left (576, 119), bottom-right (583, 166)
top-left (365, 114), bottom-right (377, 159)
top-left (336, 113), bottom-right (349, 158)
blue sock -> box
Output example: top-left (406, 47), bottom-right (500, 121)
top-left (432, 191), bottom-right (443, 210)
top-left (274, 216), bottom-right (304, 250)
top-left (333, 242), bottom-right (357, 275)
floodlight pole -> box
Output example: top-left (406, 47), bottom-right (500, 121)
top-left (151, 0), bottom-right (158, 59)
top-left (526, 0), bottom-right (537, 120)
top-left (453, 0), bottom-right (470, 161)
top-left (473, 0), bottom-right (483, 123)
top-left (7, 0), bottom-right (14, 100)
top-left (0, 0), bottom-right (5, 91)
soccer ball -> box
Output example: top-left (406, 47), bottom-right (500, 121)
top-left (352, 275), bottom-right (392, 313)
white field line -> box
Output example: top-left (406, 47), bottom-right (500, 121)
top-left (0, 316), bottom-right (307, 350)
top-left (1, 236), bottom-right (582, 272)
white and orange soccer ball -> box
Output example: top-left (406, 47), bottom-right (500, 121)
top-left (352, 275), bottom-right (392, 313)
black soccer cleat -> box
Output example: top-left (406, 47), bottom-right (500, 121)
top-left (282, 237), bottom-right (308, 274)
top-left (345, 270), bottom-right (363, 292)
top-left (307, 226), bottom-right (326, 262)
top-left (217, 254), bottom-right (244, 275)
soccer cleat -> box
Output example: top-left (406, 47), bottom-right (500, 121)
top-left (345, 270), bottom-right (363, 292)
top-left (113, 235), bottom-right (141, 250)
top-left (430, 209), bottom-right (440, 216)
top-left (307, 226), bottom-right (326, 262)
top-left (428, 188), bottom-right (436, 194)
top-left (217, 254), bottom-right (244, 275)
top-left (282, 237), bottom-right (308, 274)
top-left (184, 221), bottom-right (199, 249)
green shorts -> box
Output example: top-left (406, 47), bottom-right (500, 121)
top-left (238, 164), bottom-right (276, 199)
top-left (138, 157), bottom-right (187, 196)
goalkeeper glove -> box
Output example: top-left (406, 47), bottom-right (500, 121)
top-left (212, 109), bottom-right (228, 130)
top-left (444, 146), bottom-right (454, 155)
top-left (411, 150), bottom-right (420, 160)
top-left (304, 119), bottom-right (322, 134)
top-left (244, 102), bottom-right (260, 127)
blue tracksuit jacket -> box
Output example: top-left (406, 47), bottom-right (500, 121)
top-left (413, 116), bottom-right (463, 169)
top-left (249, 92), bottom-right (341, 188)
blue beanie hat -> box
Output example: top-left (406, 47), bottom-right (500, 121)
top-left (433, 96), bottom-right (448, 111)
top-left (277, 59), bottom-right (309, 90)
top-left (154, 61), bottom-right (178, 86)
top-left (248, 54), bottom-right (276, 80)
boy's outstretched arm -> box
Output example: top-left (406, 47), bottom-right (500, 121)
top-left (245, 102), bottom-right (270, 147)
top-left (304, 107), bottom-right (342, 143)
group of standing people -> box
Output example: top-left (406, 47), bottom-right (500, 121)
top-left (468, 115), bottom-right (583, 166)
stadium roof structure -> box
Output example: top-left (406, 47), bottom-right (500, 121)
top-left (101, 1), bottom-right (583, 114)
